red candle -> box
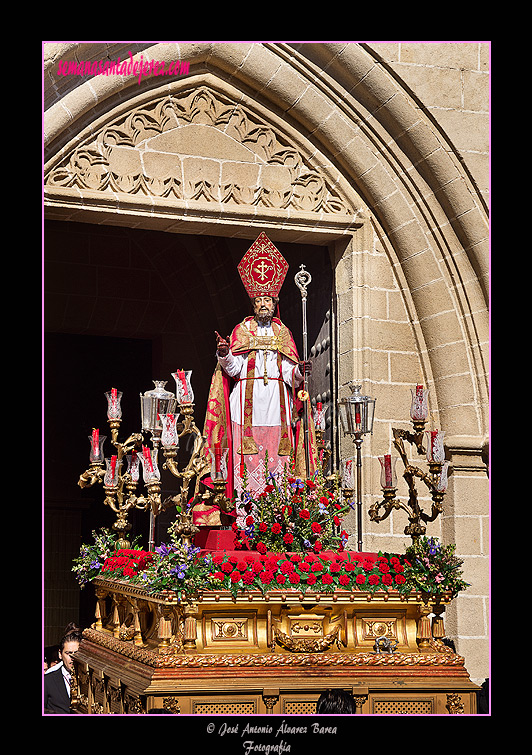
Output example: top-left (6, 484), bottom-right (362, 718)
top-left (143, 445), bottom-right (154, 473)
top-left (384, 454), bottom-right (392, 487)
top-left (177, 370), bottom-right (189, 401)
top-left (355, 403), bottom-right (361, 426)
top-left (91, 428), bottom-right (99, 458)
top-left (214, 442), bottom-right (221, 477)
top-left (110, 454), bottom-right (117, 480)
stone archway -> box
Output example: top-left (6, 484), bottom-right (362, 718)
top-left (44, 41), bottom-right (489, 681)
top-left (44, 42), bottom-right (489, 450)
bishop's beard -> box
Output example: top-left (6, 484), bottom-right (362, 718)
top-left (254, 314), bottom-right (273, 327)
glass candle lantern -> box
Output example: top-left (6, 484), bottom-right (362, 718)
top-left (425, 429), bottom-right (446, 463)
top-left (103, 455), bottom-right (122, 487)
top-left (378, 454), bottom-right (398, 489)
top-left (159, 413), bottom-right (179, 448)
top-left (410, 385), bottom-right (429, 422)
top-left (172, 370), bottom-right (194, 405)
top-left (210, 443), bottom-right (229, 481)
top-left (340, 458), bottom-right (356, 490)
top-left (312, 401), bottom-right (327, 432)
top-left (140, 381), bottom-right (177, 434)
top-left (140, 445), bottom-right (160, 483)
top-left (88, 429), bottom-right (106, 463)
top-left (105, 388), bottom-right (123, 420)
top-left (436, 461), bottom-right (450, 492)
top-left (338, 384), bottom-right (376, 435)
top-left (126, 450), bottom-right (140, 483)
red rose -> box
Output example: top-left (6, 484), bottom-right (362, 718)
top-left (252, 561), bottom-right (264, 574)
top-left (311, 522), bottom-right (322, 534)
top-left (299, 509), bottom-right (310, 520)
top-left (363, 559), bottom-right (375, 571)
top-left (394, 563), bottom-right (404, 573)
top-left (319, 496), bottom-right (329, 505)
top-left (307, 573), bottom-right (317, 585)
top-left (213, 571), bottom-right (225, 581)
top-left (311, 562), bottom-right (323, 572)
top-left (290, 554), bottom-right (302, 562)
top-left (333, 515), bottom-right (340, 526)
top-left (265, 484), bottom-right (275, 493)
top-left (257, 542), bottom-right (267, 554)
top-left (271, 523), bottom-right (282, 534)
top-left (306, 480), bottom-right (316, 489)
top-left (395, 574), bottom-right (406, 585)
top-left (276, 573), bottom-right (287, 584)
top-left (221, 561), bottom-right (233, 573)
top-left (344, 561), bottom-right (356, 571)
top-left (356, 573), bottom-right (366, 585)
top-left (298, 562), bottom-right (310, 573)
top-left (289, 572), bottom-right (301, 584)
top-left (382, 573), bottom-right (393, 586)
top-left (260, 571), bottom-right (274, 584)
top-left (242, 571), bottom-right (255, 585)
top-left (246, 515), bottom-right (254, 526)
top-left (338, 574), bottom-right (350, 587)
top-left (378, 562), bottom-right (390, 573)
top-left (321, 573), bottom-right (333, 584)
top-left (230, 571), bottom-right (242, 582)
top-left (237, 561), bottom-right (248, 571)
top-left (368, 573), bottom-right (380, 585)
top-left (283, 533), bottom-right (294, 544)
top-left (313, 541), bottom-right (322, 552)
top-left (259, 522), bottom-right (268, 533)
top-left (330, 562), bottom-right (341, 573)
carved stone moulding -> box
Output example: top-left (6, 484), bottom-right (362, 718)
top-left (43, 79), bottom-right (365, 240)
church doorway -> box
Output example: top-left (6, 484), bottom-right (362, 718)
top-left (43, 219), bottom-right (336, 635)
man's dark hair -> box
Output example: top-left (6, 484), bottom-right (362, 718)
top-left (316, 689), bottom-right (357, 714)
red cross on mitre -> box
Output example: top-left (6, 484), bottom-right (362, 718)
top-left (237, 232), bottom-right (289, 298)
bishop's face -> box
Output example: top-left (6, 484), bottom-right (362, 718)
top-left (253, 296), bottom-right (275, 324)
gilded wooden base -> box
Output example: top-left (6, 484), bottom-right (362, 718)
top-left (71, 578), bottom-right (478, 715)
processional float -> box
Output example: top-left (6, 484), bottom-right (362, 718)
top-left (71, 234), bottom-right (478, 715)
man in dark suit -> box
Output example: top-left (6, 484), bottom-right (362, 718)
top-left (43, 630), bottom-right (81, 713)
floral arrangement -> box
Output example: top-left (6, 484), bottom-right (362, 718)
top-left (72, 528), bottom-right (134, 588)
top-left (72, 532), bottom-right (468, 601)
top-left (206, 550), bottom-right (411, 598)
top-left (233, 466), bottom-right (350, 555)
top-left (403, 536), bottom-right (470, 598)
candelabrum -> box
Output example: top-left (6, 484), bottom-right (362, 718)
top-left (368, 385), bottom-right (451, 542)
top-left (78, 371), bottom-right (230, 551)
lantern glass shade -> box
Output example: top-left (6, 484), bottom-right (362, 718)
top-left (312, 402), bottom-right (327, 431)
top-left (425, 429), bottom-right (446, 462)
top-left (340, 458), bottom-right (356, 489)
top-left (88, 432), bottom-right (106, 463)
top-left (140, 381), bottom-right (177, 433)
top-left (105, 389), bottom-right (123, 420)
top-left (378, 455), bottom-right (398, 489)
top-left (140, 446), bottom-right (160, 483)
top-left (159, 413), bottom-right (180, 448)
top-left (410, 385), bottom-right (429, 421)
top-left (126, 452), bottom-right (140, 483)
top-left (172, 370), bottom-right (194, 405)
top-left (338, 384), bottom-right (375, 435)
top-left (103, 457), bottom-right (122, 487)
top-left (436, 461), bottom-right (450, 492)
top-left (210, 446), bottom-right (229, 481)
